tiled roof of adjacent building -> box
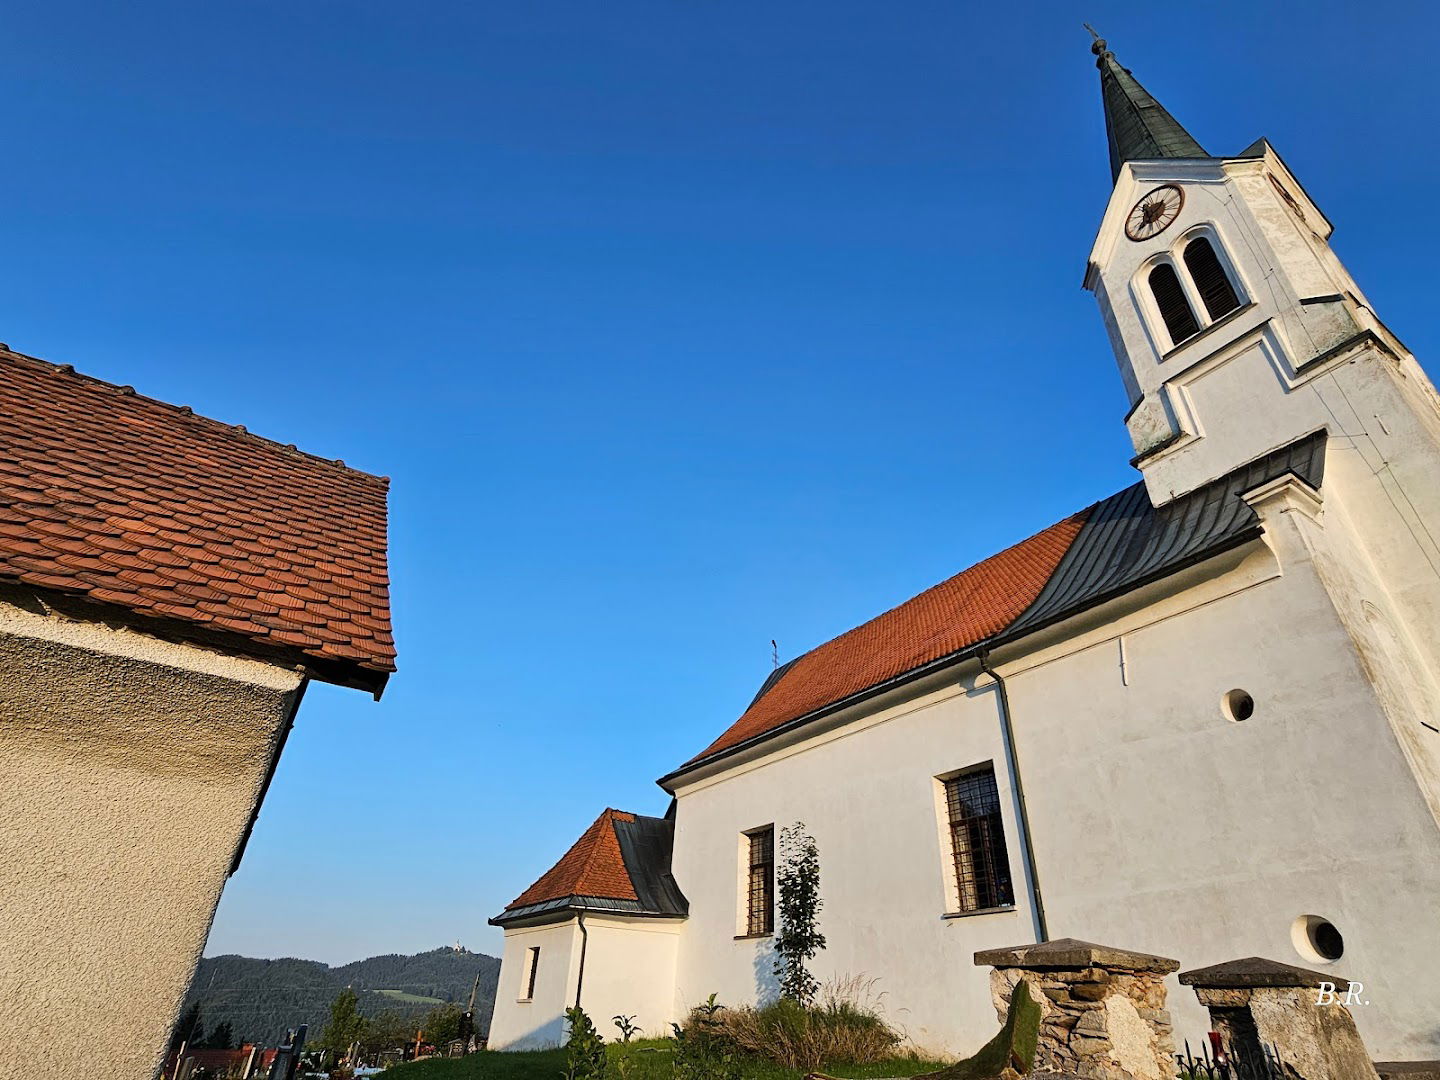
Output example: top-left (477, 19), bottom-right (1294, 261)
top-left (493, 808), bottom-right (688, 926)
top-left (665, 430), bottom-right (1328, 783)
top-left (0, 346), bottom-right (395, 694)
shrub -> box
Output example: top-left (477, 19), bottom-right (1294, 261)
top-left (709, 976), bottom-right (902, 1071)
top-left (672, 995), bottom-right (740, 1080)
top-left (563, 1006), bottom-right (606, 1080)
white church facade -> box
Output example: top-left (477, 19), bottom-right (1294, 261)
top-left (488, 39), bottom-right (1440, 1061)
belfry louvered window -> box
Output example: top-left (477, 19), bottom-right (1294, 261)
top-left (1148, 262), bottom-right (1200, 346)
top-left (944, 767), bottom-right (1014, 913)
top-left (1183, 237), bottom-right (1241, 321)
top-left (745, 826), bottom-right (774, 935)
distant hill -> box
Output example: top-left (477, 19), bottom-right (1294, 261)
top-left (180, 947), bottom-right (500, 1047)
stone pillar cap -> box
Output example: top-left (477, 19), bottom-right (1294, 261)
top-left (1179, 957), bottom-right (1344, 988)
top-left (974, 937), bottom-right (1180, 973)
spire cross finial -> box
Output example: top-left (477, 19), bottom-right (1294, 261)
top-left (1084, 23), bottom-right (1111, 60)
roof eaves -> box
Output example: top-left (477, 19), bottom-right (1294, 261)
top-left (489, 894), bottom-right (684, 928)
top-left (1, 580), bottom-right (392, 697)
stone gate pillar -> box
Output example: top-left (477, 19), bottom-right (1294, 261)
top-left (975, 938), bottom-right (1179, 1080)
top-left (1179, 957), bottom-right (1380, 1080)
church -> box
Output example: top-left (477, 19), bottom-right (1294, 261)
top-left (486, 38), bottom-right (1440, 1061)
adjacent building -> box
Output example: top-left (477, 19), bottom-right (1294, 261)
top-left (488, 40), bottom-right (1440, 1059)
top-left (0, 346), bottom-right (394, 1078)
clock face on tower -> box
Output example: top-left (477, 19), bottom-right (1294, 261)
top-left (1125, 185), bottom-right (1185, 241)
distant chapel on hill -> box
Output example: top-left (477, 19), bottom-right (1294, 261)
top-left (487, 39), bottom-right (1440, 1060)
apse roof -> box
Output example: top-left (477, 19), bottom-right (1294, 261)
top-left (492, 809), bottom-right (688, 926)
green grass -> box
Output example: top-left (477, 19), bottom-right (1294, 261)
top-left (380, 1039), bottom-right (948, 1080)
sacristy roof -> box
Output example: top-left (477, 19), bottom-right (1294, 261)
top-left (492, 808), bottom-right (688, 927)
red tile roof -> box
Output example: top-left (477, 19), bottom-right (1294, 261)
top-left (0, 347), bottom-right (394, 693)
top-left (506, 809), bottom-right (638, 910)
top-left (684, 512), bottom-right (1088, 766)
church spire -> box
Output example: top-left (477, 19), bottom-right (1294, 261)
top-left (1087, 28), bottom-right (1207, 183)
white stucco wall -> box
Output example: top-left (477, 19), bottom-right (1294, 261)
top-left (0, 595), bottom-right (303, 1080)
top-left (574, 916), bottom-right (683, 1041)
top-left (488, 921), bottom-right (582, 1050)
top-left (488, 915), bottom-right (683, 1051)
top-left (668, 525), bottom-right (1440, 1060)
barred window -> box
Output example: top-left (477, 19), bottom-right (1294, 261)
top-left (745, 826), bottom-right (774, 936)
top-left (1148, 262), bottom-right (1200, 346)
top-left (944, 767), bottom-right (1014, 913)
top-left (1183, 237), bottom-right (1241, 322)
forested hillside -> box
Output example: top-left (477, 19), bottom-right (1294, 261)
top-left (177, 947), bottom-right (500, 1048)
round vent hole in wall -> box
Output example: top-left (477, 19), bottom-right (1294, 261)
top-left (1223, 689), bottom-right (1255, 722)
top-left (1292, 915), bottom-right (1344, 963)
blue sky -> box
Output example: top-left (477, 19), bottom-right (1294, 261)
top-left (3, 1), bottom-right (1435, 964)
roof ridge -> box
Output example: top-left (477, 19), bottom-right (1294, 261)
top-left (0, 346), bottom-right (389, 486)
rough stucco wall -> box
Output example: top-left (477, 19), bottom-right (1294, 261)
top-left (0, 597), bottom-right (301, 1080)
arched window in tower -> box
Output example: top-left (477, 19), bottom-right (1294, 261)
top-left (1183, 237), bottom-right (1241, 321)
top-left (1149, 263), bottom-right (1200, 346)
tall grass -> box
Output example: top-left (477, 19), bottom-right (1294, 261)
top-left (704, 976), bottom-right (907, 1071)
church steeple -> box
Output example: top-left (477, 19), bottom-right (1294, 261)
top-left (1089, 29), bottom-right (1207, 182)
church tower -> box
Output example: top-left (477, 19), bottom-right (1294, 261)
top-left (1081, 34), bottom-right (1440, 833)
top-left (1081, 32), bottom-right (1440, 509)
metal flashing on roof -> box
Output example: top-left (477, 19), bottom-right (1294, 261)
top-left (614, 814), bottom-right (689, 917)
top-left (1001, 429), bottom-right (1326, 643)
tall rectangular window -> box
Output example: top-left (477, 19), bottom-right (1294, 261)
top-left (745, 826), bottom-right (774, 936)
top-left (520, 946), bottom-right (540, 1001)
top-left (944, 766), bottom-right (1015, 912)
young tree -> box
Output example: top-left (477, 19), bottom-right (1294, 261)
top-left (361, 1011), bottom-right (415, 1055)
top-left (201, 1021), bottom-right (235, 1050)
top-left (773, 822), bottom-right (826, 1006)
top-left (421, 1002), bottom-right (463, 1045)
top-left (562, 1006), bottom-right (606, 1080)
top-left (318, 988), bottom-right (368, 1056)
top-left (170, 1002), bottom-right (204, 1051)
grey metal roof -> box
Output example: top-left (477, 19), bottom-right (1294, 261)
top-left (614, 814), bottom-right (689, 917)
top-left (1002, 430), bottom-right (1327, 642)
top-left (1092, 36), bottom-right (1207, 182)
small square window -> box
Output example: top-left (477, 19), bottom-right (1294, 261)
top-left (743, 826), bottom-right (774, 936)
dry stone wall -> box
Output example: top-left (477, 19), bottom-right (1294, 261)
top-left (976, 939), bottom-right (1180, 1080)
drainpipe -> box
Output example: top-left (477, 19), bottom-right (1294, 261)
top-left (977, 649), bottom-right (1049, 943)
top-left (573, 910), bottom-right (589, 1009)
